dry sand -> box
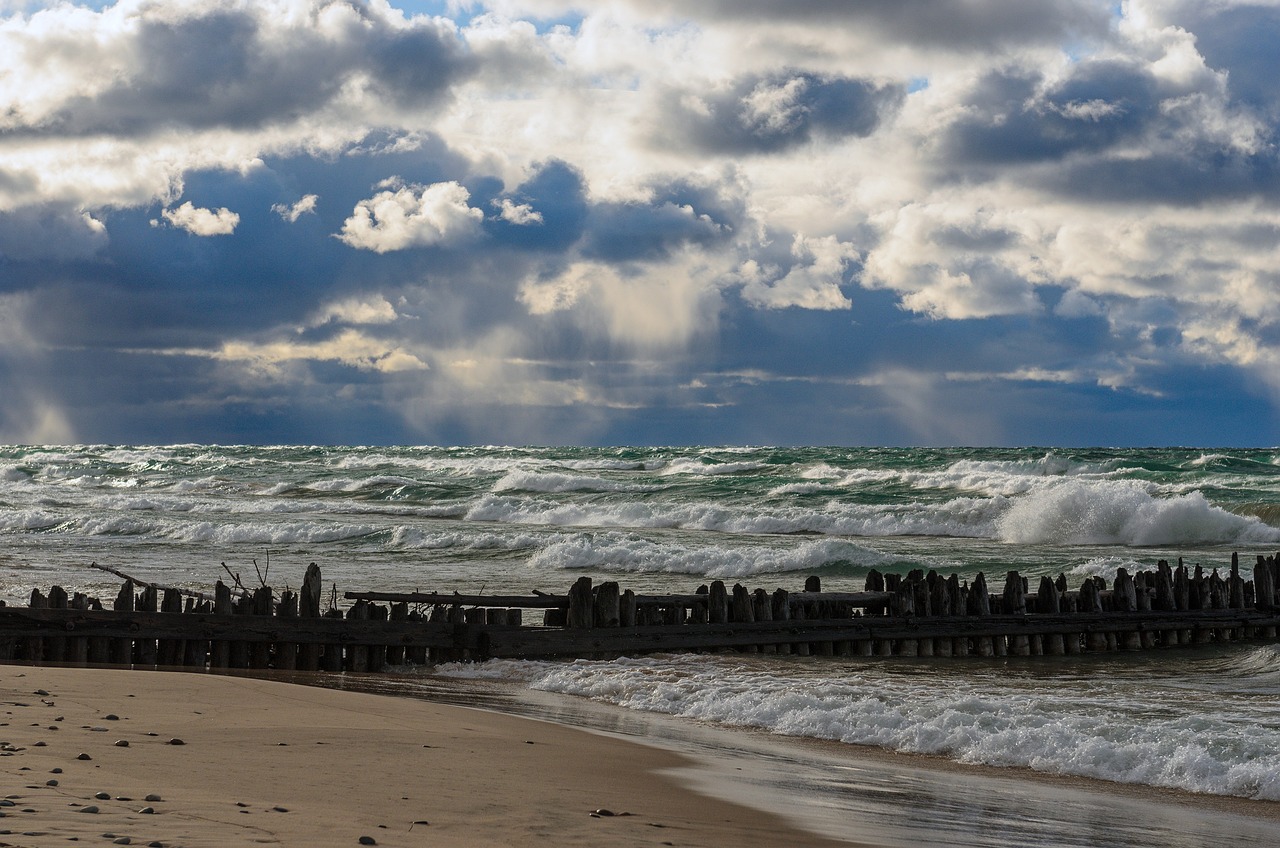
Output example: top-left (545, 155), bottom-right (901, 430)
top-left (1, 665), bottom-right (857, 848)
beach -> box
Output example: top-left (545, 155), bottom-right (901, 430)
top-left (4, 446), bottom-right (1280, 846)
top-left (6, 667), bottom-right (1280, 848)
top-left (1, 665), bottom-right (854, 848)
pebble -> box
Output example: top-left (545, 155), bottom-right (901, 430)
top-left (137, 807), bottom-right (154, 815)
top-left (113, 838), bottom-right (131, 845)
top-left (78, 805), bottom-right (99, 814)
top-left (104, 715), bottom-right (119, 721)
top-left (46, 780), bottom-right (58, 787)
top-left (358, 838), bottom-right (377, 846)
top-left (115, 740), bottom-right (130, 747)
top-left (144, 794), bottom-right (162, 802)
top-left (166, 738), bottom-right (185, 746)
top-left (51, 768), bottom-right (62, 774)
top-left (94, 792), bottom-right (111, 800)
top-left (33, 741), bottom-right (46, 747)
top-left (34, 690), bottom-right (48, 696)
top-left (76, 753), bottom-right (92, 761)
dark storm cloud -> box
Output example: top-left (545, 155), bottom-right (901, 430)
top-left (482, 160), bottom-right (588, 252)
top-left (7, 4), bottom-right (470, 138)
top-left (581, 177), bottom-right (743, 261)
top-left (942, 62), bottom-right (1159, 165)
top-left (637, 0), bottom-right (1111, 51)
top-left (655, 72), bottom-right (904, 155)
top-left (1159, 2), bottom-right (1280, 118)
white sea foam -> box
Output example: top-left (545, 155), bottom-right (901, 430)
top-left (0, 465), bottom-right (32, 482)
top-left (1066, 556), bottom-right (1150, 583)
top-left (525, 533), bottom-right (897, 578)
top-left (439, 650), bottom-right (1280, 801)
top-left (492, 470), bottom-right (657, 494)
top-left (658, 457), bottom-right (770, 476)
top-left (997, 480), bottom-right (1280, 546)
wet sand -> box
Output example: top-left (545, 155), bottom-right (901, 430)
top-left (6, 665), bottom-right (1280, 848)
top-left (0, 665), bottom-right (857, 848)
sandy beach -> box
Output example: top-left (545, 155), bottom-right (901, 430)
top-left (0, 665), bottom-right (855, 848)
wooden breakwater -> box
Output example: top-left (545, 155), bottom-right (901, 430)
top-left (1, 554), bottom-right (1279, 671)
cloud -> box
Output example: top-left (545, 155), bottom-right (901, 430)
top-left (337, 180), bottom-right (484, 252)
top-left (738, 234), bottom-right (857, 310)
top-left (650, 72), bottom-right (905, 155)
top-left (161, 201), bottom-right (240, 236)
top-left (0, 0), bottom-right (1278, 445)
top-left (494, 197), bottom-right (543, 225)
top-left (273, 193), bottom-right (318, 222)
top-left (211, 328), bottom-right (429, 375)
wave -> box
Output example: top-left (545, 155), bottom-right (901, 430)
top-left (996, 480), bottom-right (1280, 546)
top-left (525, 533), bottom-right (900, 578)
top-left (441, 652), bottom-right (1280, 801)
top-left (492, 470), bottom-right (658, 494)
top-left (657, 457), bottom-right (771, 476)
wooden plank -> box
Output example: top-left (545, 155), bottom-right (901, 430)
top-left (0, 607), bottom-right (460, 647)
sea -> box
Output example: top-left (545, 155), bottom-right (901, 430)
top-left (3, 444), bottom-right (1280, 846)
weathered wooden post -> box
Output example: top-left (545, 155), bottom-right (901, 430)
top-left (211, 581), bottom-right (232, 669)
top-left (752, 588), bottom-right (777, 654)
top-left (1002, 572), bottom-right (1029, 656)
top-left (299, 564), bottom-right (323, 671)
top-left (704, 580), bottom-right (727, 628)
top-left (1038, 576), bottom-right (1064, 655)
top-left (136, 586), bottom-right (159, 666)
top-left (594, 581), bottom-right (621, 628)
top-left (228, 592), bottom-right (252, 669)
top-left (244, 586), bottom-right (271, 669)
top-left (157, 588), bottom-right (183, 666)
top-left (383, 601), bottom-right (406, 667)
top-left (43, 586), bottom-right (69, 663)
top-left (567, 576), bottom-right (594, 629)
top-left (368, 603), bottom-right (388, 671)
top-left (110, 580), bottom-right (134, 665)
top-left (1080, 579), bottom-right (1107, 652)
top-left (321, 606), bottom-right (345, 671)
top-left (620, 589), bottom-right (637, 628)
top-left (25, 589), bottom-right (47, 663)
top-left (771, 589), bottom-right (793, 655)
top-left (345, 600), bottom-right (370, 672)
top-left (731, 584), bottom-right (757, 653)
top-left (1255, 555), bottom-right (1277, 639)
top-left (968, 572), bottom-right (995, 657)
top-left (67, 592), bottom-right (90, 666)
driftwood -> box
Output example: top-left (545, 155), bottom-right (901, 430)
top-left (89, 562), bottom-right (247, 603)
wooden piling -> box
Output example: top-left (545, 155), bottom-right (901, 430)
top-left (110, 580), bottom-right (134, 665)
top-left (594, 581), bottom-right (621, 628)
top-left (299, 564), bottom-right (324, 670)
top-left (567, 576), bottom-right (595, 629)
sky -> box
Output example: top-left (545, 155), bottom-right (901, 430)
top-left (0, 0), bottom-right (1278, 447)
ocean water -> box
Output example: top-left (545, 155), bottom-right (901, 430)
top-left (3, 444), bottom-right (1280, 814)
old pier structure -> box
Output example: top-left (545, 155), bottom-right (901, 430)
top-left (2, 554), bottom-right (1279, 672)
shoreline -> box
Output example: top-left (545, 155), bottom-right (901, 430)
top-left (1, 664), bottom-right (857, 848)
top-left (5, 664), bottom-right (1280, 848)
top-left (313, 668), bottom-right (1280, 847)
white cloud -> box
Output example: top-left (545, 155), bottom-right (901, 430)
top-left (273, 194), bottom-right (318, 222)
top-left (305, 295), bottom-right (400, 328)
top-left (494, 197), bottom-right (543, 224)
top-left (338, 180), bottom-right (484, 252)
top-left (739, 234), bottom-right (857, 310)
top-left (162, 201), bottom-right (240, 236)
top-left (214, 329), bottom-right (429, 375)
